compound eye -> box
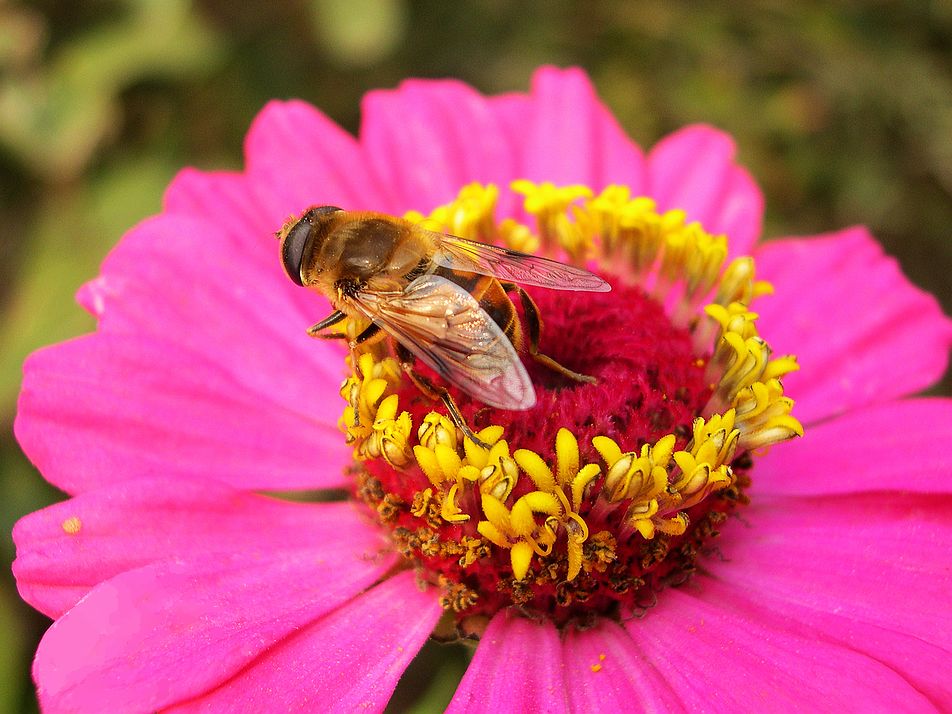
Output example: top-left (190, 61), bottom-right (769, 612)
top-left (280, 217), bottom-right (313, 286)
top-left (279, 206), bottom-right (343, 286)
top-left (311, 205), bottom-right (342, 217)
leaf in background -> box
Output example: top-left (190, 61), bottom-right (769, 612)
top-left (0, 156), bottom-right (180, 415)
top-left (0, 428), bottom-right (61, 714)
top-left (386, 640), bottom-right (469, 713)
top-left (0, 582), bottom-right (30, 714)
top-left (0, 0), bottom-right (225, 180)
top-left (310, 0), bottom-right (407, 68)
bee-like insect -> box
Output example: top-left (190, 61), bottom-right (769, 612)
top-left (278, 206), bottom-right (609, 420)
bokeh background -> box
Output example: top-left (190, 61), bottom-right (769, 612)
top-left (2, 1), bottom-right (950, 710)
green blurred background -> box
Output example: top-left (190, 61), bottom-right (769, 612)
top-left (1, 1), bottom-right (950, 710)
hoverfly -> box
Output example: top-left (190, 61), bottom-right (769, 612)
top-left (278, 206), bottom-right (609, 424)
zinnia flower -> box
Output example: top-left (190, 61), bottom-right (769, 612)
top-left (13, 67), bottom-right (952, 712)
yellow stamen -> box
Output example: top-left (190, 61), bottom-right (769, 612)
top-left (513, 449), bottom-right (557, 492)
top-left (555, 427), bottom-right (580, 485)
top-left (715, 257), bottom-right (774, 307)
top-left (418, 413), bottom-right (460, 450)
top-left (405, 182), bottom-right (499, 242)
top-left (441, 483), bottom-right (469, 523)
top-left (511, 180), bottom-right (593, 257)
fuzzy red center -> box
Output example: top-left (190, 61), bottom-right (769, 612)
top-left (356, 276), bottom-right (743, 627)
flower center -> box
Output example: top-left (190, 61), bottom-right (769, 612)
top-left (339, 182), bottom-right (802, 637)
top-left (399, 277), bottom-right (710, 471)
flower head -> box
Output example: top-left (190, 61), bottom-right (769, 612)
top-left (13, 67), bottom-right (952, 711)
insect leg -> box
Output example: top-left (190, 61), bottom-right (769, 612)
top-left (350, 322), bottom-right (383, 346)
top-left (393, 342), bottom-right (492, 449)
top-left (503, 283), bottom-right (597, 385)
top-left (306, 310), bottom-right (348, 338)
top-left (343, 325), bottom-right (389, 428)
top-left (308, 312), bottom-right (384, 352)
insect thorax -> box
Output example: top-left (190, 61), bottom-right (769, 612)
top-left (327, 217), bottom-right (421, 284)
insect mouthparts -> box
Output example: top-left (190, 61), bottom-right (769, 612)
top-left (335, 278), bottom-right (361, 299)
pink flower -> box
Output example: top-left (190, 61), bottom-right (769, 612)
top-left (13, 66), bottom-right (952, 711)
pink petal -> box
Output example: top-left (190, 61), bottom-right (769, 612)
top-left (754, 227), bottom-right (952, 424)
top-left (755, 398), bottom-right (952, 496)
top-left (447, 608), bottom-right (564, 713)
top-left (486, 92), bottom-right (532, 156)
top-left (486, 90), bottom-right (533, 214)
top-left (13, 478), bottom-right (381, 618)
top-left (163, 169), bottom-right (274, 247)
top-left (162, 169), bottom-right (307, 303)
top-left (646, 125), bottom-right (763, 257)
top-left (75, 212), bottom-right (345, 408)
top-left (628, 579), bottom-right (935, 711)
top-left (361, 78), bottom-right (517, 215)
top-left (16, 333), bottom-right (348, 494)
top-left (33, 544), bottom-right (396, 713)
top-left (698, 570), bottom-right (952, 705)
top-left (519, 66), bottom-right (647, 194)
top-left (168, 571), bottom-right (441, 713)
top-left (484, 91), bottom-right (534, 221)
top-left (162, 169), bottom-right (343, 371)
top-left (244, 99), bottom-right (394, 226)
top-left (562, 619), bottom-right (680, 712)
top-left (714, 493), bottom-right (952, 652)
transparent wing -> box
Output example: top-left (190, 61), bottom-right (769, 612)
top-left (350, 275), bottom-right (536, 410)
top-left (430, 231), bottom-right (610, 292)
